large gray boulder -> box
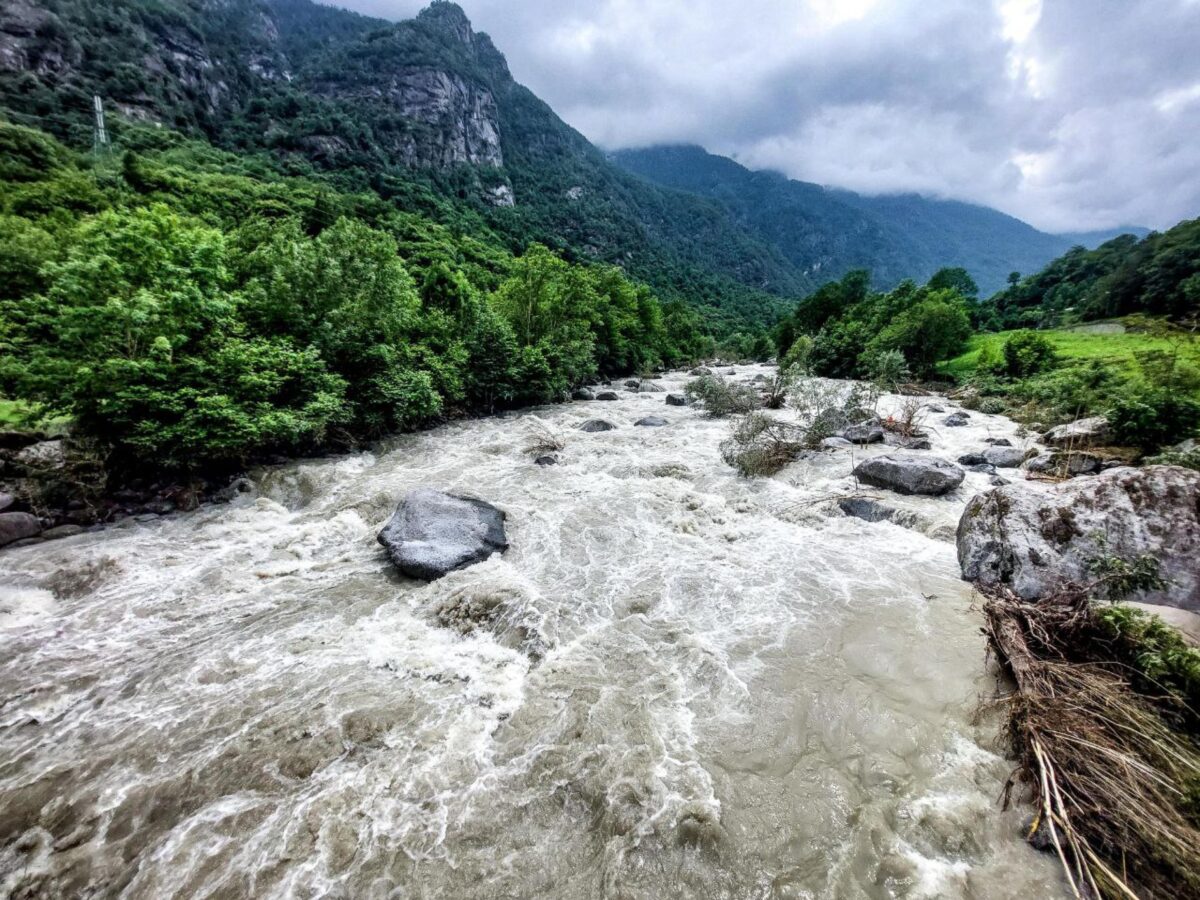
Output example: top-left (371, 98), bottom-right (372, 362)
top-left (853, 454), bottom-right (965, 495)
top-left (595, 391), bottom-right (620, 401)
top-left (378, 489), bottom-right (508, 582)
top-left (637, 382), bottom-right (666, 393)
top-left (665, 394), bottom-right (688, 407)
top-left (579, 419), bottom-right (616, 433)
top-left (983, 445), bottom-right (1027, 468)
top-left (571, 388), bottom-right (594, 401)
top-left (635, 416), bottom-right (669, 427)
top-left (0, 512), bottom-right (42, 548)
top-left (1042, 416), bottom-right (1110, 447)
top-left (957, 466), bottom-right (1200, 612)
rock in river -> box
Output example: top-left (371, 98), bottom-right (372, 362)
top-left (579, 419), bottom-right (616, 433)
top-left (842, 420), bottom-right (884, 444)
top-left (852, 454), bottom-right (965, 496)
top-left (595, 391), bottom-right (620, 401)
top-left (635, 416), bottom-right (668, 427)
top-left (571, 388), bottom-right (594, 401)
top-left (983, 445), bottom-right (1027, 468)
top-left (378, 489), bottom-right (508, 582)
top-left (665, 394), bottom-right (688, 406)
top-left (0, 512), bottom-right (42, 548)
top-left (943, 412), bottom-right (970, 427)
top-left (1042, 415), bottom-right (1110, 447)
top-left (957, 465), bottom-right (1200, 612)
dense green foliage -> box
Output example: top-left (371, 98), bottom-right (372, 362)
top-left (978, 219), bottom-right (1200, 329)
top-left (0, 121), bottom-right (707, 471)
top-left (0, 0), bottom-right (791, 336)
top-left (774, 269), bottom-right (974, 379)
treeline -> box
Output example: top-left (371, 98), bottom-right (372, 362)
top-left (978, 219), bottom-right (1200, 330)
top-left (0, 121), bottom-right (712, 473)
top-left (772, 267), bottom-right (977, 379)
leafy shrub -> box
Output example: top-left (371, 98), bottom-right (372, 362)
top-left (1144, 446), bottom-right (1200, 470)
top-left (1109, 387), bottom-right (1200, 450)
top-left (684, 374), bottom-right (761, 417)
top-left (1000, 330), bottom-right (1058, 378)
top-left (720, 412), bottom-right (805, 476)
top-left (979, 397), bottom-right (1006, 415)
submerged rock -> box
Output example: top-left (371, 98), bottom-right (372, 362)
top-left (637, 382), bottom-right (666, 393)
top-left (957, 466), bottom-right (1200, 612)
top-left (595, 391), bottom-right (620, 401)
top-left (634, 416), bottom-right (669, 427)
top-left (943, 412), bottom-right (970, 427)
top-left (377, 488), bottom-right (508, 582)
top-left (665, 394), bottom-right (688, 406)
top-left (821, 436), bottom-right (853, 450)
top-left (689, 366), bottom-right (713, 376)
top-left (534, 455), bottom-right (558, 466)
top-left (578, 419), bottom-right (616, 433)
top-left (852, 454), bottom-right (965, 496)
top-left (571, 388), bottom-right (594, 401)
top-left (0, 512), bottom-right (42, 548)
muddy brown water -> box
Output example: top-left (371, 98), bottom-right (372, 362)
top-left (0, 366), bottom-right (1063, 898)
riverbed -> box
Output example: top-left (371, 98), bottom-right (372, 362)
top-left (0, 365), bottom-right (1063, 898)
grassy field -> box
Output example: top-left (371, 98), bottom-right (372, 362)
top-left (941, 325), bottom-right (1200, 381)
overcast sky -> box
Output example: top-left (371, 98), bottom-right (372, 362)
top-left (324, 0), bottom-right (1199, 233)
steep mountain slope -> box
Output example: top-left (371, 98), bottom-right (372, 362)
top-left (0, 0), bottom-right (801, 327)
top-left (613, 144), bottom-right (1143, 297)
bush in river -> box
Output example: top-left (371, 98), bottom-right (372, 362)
top-left (684, 374), bottom-right (762, 417)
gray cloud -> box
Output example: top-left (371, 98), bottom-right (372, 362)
top-left (324, 0), bottom-right (1200, 232)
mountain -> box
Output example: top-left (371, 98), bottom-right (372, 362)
top-left (0, 0), bottom-right (803, 328)
top-left (0, 0), bottom-right (1131, 323)
top-left (1055, 225), bottom-right (1152, 247)
top-left (612, 144), bottom-right (1093, 297)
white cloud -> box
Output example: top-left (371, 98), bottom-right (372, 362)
top-left (325, 0), bottom-right (1200, 232)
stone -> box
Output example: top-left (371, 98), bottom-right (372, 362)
top-left (571, 388), bottom-right (594, 401)
top-left (534, 455), bottom-right (558, 466)
top-left (13, 439), bottom-right (66, 470)
top-left (927, 404), bottom-right (946, 413)
top-left (42, 524), bottom-right (85, 540)
top-left (1042, 416), bottom-right (1110, 447)
top-left (943, 412), bottom-right (970, 427)
top-left (821, 436), bottom-right (854, 450)
top-left (0, 491), bottom-right (13, 512)
top-left (957, 453), bottom-right (988, 466)
top-left (903, 438), bottom-right (933, 451)
top-left (852, 454), bottom-right (965, 496)
top-left (637, 382), bottom-right (666, 393)
top-left (665, 394), bottom-right (688, 406)
top-left (0, 511), bottom-right (42, 547)
top-left (989, 476), bottom-right (1010, 487)
top-left (578, 419), bottom-right (616, 433)
top-left (377, 488), bottom-right (508, 582)
top-left (841, 420), bottom-right (884, 444)
top-left (984, 437), bottom-right (1013, 447)
top-left (1023, 450), bottom-right (1102, 476)
top-left (689, 366), bottom-right (713, 377)
top-left (623, 379), bottom-right (641, 389)
top-left (595, 391), bottom-right (620, 401)
top-left (634, 416), bottom-right (668, 427)
top-left (983, 446), bottom-right (1027, 468)
top-left (967, 463), bottom-right (997, 475)
top-left (838, 497), bottom-right (897, 523)
top-left (957, 466), bottom-right (1200, 613)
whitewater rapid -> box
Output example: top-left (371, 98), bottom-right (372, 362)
top-left (0, 365), bottom-right (1063, 899)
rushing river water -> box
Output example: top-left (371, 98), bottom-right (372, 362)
top-left (0, 365), bottom-right (1063, 899)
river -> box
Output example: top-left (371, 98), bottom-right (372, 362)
top-left (0, 365), bottom-right (1063, 899)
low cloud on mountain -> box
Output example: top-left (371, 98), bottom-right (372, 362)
top-left (329, 0), bottom-right (1200, 232)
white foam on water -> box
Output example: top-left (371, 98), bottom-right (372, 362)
top-left (0, 365), bottom-right (1066, 898)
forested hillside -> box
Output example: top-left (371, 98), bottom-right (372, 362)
top-left (0, 0), bottom-right (799, 328)
top-left (977, 218), bottom-right (1200, 329)
top-left (613, 144), bottom-right (1119, 297)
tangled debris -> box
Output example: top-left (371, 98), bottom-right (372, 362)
top-left (980, 582), bottom-right (1200, 899)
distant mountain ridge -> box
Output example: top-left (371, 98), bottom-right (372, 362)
top-left (612, 145), bottom-right (1148, 297)
top-left (0, 0), bottom-right (1148, 321)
